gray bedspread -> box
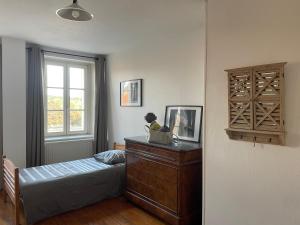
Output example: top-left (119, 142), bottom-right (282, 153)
top-left (19, 158), bottom-right (125, 225)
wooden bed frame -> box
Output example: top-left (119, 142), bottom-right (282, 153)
top-left (2, 155), bottom-right (20, 225)
top-left (113, 142), bottom-right (126, 150)
top-left (2, 143), bottom-right (126, 225)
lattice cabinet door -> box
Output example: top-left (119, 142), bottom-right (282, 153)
top-left (225, 62), bottom-right (286, 146)
top-left (253, 63), bottom-right (285, 132)
top-left (228, 68), bottom-right (253, 130)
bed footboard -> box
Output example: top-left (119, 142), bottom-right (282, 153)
top-left (2, 156), bottom-right (20, 225)
top-left (113, 142), bottom-right (126, 150)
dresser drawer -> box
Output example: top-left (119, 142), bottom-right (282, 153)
top-left (126, 153), bottom-right (178, 213)
top-left (127, 142), bottom-right (180, 164)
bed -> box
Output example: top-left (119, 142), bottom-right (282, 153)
top-left (2, 143), bottom-right (126, 225)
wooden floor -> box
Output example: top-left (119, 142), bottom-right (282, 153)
top-left (0, 191), bottom-right (166, 225)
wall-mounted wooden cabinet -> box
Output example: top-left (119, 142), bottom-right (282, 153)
top-left (225, 62), bottom-right (286, 145)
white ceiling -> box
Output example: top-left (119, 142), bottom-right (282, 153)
top-left (0, 0), bottom-right (203, 54)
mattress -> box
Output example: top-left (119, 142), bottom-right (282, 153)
top-left (19, 157), bottom-right (125, 224)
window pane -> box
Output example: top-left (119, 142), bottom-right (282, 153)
top-left (47, 88), bottom-right (64, 110)
top-left (70, 67), bottom-right (84, 89)
top-left (70, 111), bottom-right (84, 132)
top-left (70, 89), bottom-right (84, 110)
top-left (48, 111), bottom-right (64, 133)
top-left (47, 65), bottom-right (64, 87)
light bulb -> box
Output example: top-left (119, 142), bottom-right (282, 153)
top-left (72, 10), bottom-right (80, 18)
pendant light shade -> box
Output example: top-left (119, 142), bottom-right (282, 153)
top-left (56, 0), bottom-right (93, 21)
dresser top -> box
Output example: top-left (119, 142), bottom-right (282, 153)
top-left (124, 136), bottom-right (202, 152)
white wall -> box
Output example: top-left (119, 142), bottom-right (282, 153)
top-left (1, 37), bottom-right (26, 168)
top-left (108, 4), bottom-right (206, 146)
top-left (205, 1), bottom-right (300, 225)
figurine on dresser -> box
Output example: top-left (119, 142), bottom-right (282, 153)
top-left (144, 112), bottom-right (173, 145)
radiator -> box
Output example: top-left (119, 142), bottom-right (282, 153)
top-left (45, 139), bottom-right (94, 164)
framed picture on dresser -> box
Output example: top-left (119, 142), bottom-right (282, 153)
top-left (120, 79), bottom-right (143, 107)
top-left (164, 105), bottom-right (203, 143)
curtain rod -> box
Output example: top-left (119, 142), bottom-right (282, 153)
top-left (26, 47), bottom-right (102, 60)
top-left (42, 50), bottom-right (99, 60)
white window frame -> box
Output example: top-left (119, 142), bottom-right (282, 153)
top-left (44, 57), bottom-right (93, 138)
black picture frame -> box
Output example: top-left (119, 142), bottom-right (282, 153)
top-left (120, 79), bottom-right (143, 107)
top-left (164, 105), bottom-right (203, 143)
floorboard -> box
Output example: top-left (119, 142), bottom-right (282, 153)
top-left (0, 191), bottom-right (166, 225)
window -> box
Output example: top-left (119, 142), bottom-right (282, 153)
top-left (44, 57), bottom-right (94, 137)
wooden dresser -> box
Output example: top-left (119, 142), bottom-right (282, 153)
top-left (124, 136), bottom-right (202, 225)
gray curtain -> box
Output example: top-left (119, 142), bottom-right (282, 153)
top-left (26, 45), bottom-right (45, 167)
top-left (94, 56), bottom-right (108, 153)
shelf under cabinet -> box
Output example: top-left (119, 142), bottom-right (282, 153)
top-left (225, 128), bottom-right (285, 145)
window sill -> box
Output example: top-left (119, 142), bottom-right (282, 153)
top-left (45, 134), bottom-right (94, 143)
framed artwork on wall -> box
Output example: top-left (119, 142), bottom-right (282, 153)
top-left (120, 79), bottom-right (143, 107)
top-left (164, 105), bottom-right (203, 143)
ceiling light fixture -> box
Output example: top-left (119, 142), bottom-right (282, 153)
top-left (56, 0), bottom-right (93, 21)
